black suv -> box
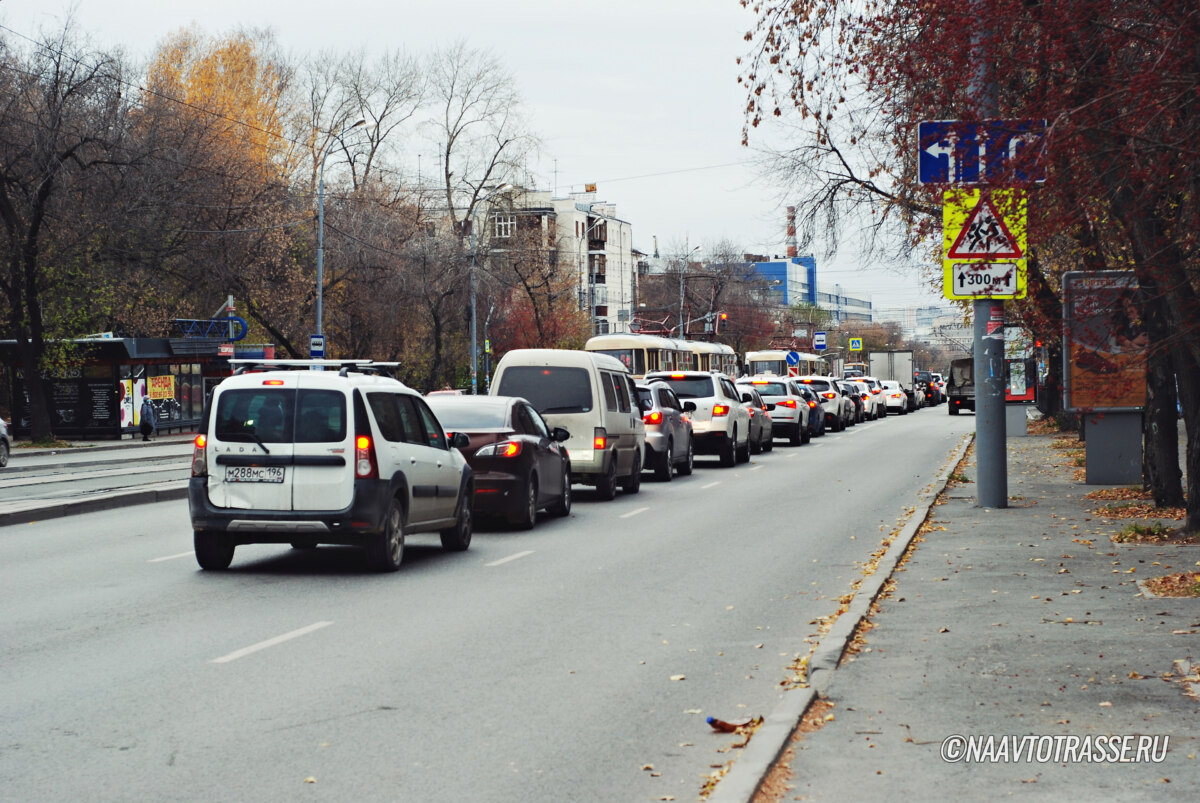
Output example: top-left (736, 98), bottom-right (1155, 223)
top-left (913, 370), bottom-right (941, 406)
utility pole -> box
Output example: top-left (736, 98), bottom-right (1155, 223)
top-left (970, 4), bottom-right (1007, 508)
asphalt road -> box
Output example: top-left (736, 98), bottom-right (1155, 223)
top-left (0, 408), bottom-right (972, 801)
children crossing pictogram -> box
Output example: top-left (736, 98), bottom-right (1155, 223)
top-left (946, 196), bottom-right (1023, 259)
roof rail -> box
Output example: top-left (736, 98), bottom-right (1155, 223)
top-left (229, 359), bottom-right (401, 379)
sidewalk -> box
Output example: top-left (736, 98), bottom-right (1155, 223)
top-left (758, 428), bottom-right (1199, 801)
top-left (9, 432), bottom-right (197, 459)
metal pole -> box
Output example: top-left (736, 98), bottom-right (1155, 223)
top-left (470, 205), bottom-right (479, 395)
top-left (316, 161), bottom-right (326, 336)
top-left (970, 4), bottom-right (1007, 508)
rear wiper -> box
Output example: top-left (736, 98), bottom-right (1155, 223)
top-left (249, 431), bottom-right (271, 454)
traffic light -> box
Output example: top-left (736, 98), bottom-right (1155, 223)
top-left (716, 311), bottom-right (728, 333)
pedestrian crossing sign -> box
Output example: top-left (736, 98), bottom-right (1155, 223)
top-left (943, 189), bottom-right (1027, 300)
top-left (849, 338), bottom-right (863, 351)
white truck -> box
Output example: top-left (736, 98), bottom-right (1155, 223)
top-left (868, 350), bottom-right (915, 408)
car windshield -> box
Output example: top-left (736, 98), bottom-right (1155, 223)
top-left (654, 376), bottom-right (714, 399)
top-left (425, 401), bottom-right (510, 430)
top-left (496, 366), bottom-right (592, 414)
top-left (743, 381), bottom-right (789, 396)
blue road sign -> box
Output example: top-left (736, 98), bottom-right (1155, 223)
top-left (786, 350), bottom-right (801, 366)
top-left (309, 334), bottom-right (326, 359)
top-left (919, 119), bottom-right (1045, 184)
top-left (813, 332), bottom-right (827, 351)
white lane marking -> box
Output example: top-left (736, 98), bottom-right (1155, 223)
top-left (148, 551), bottom-right (194, 563)
top-left (701, 481), bottom-right (721, 490)
top-left (811, 443), bottom-right (824, 448)
top-left (211, 621), bottom-right (333, 664)
top-left (486, 550), bottom-right (534, 567)
top-left (785, 451), bottom-right (798, 458)
top-left (619, 507), bottom-right (650, 519)
top-left (750, 465), bottom-right (764, 471)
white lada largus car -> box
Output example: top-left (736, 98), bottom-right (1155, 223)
top-left (188, 360), bottom-right (473, 572)
top-left (643, 370), bottom-right (751, 467)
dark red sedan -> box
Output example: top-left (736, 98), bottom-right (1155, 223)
top-left (426, 394), bottom-right (572, 530)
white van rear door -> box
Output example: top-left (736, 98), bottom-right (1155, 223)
top-left (291, 385), bottom-right (354, 512)
top-left (207, 385), bottom-right (296, 511)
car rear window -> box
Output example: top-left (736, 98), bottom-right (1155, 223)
top-left (655, 376), bottom-right (714, 399)
top-left (425, 401), bottom-right (509, 430)
top-left (214, 388), bottom-right (347, 444)
top-left (744, 381), bottom-right (788, 396)
top-left (497, 366), bottom-right (592, 414)
top-left (800, 378), bottom-right (831, 392)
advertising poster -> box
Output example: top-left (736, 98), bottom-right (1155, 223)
top-left (148, 375), bottom-right (176, 400)
top-left (1062, 271), bottom-right (1147, 411)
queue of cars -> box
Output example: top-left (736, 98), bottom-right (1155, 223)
top-left (186, 352), bottom-right (928, 572)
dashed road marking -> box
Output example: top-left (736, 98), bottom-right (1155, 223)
top-left (149, 551), bottom-right (194, 563)
top-left (619, 507), bottom-right (650, 519)
top-left (212, 621), bottom-right (333, 664)
top-left (486, 550), bottom-right (535, 567)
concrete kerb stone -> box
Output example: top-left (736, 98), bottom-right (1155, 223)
top-left (0, 484), bottom-right (189, 527)
top-left (707, 433), bottom-right (974, 803)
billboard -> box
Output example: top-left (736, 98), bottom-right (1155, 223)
top-left (1062, 271), bottom-right (1147, 411)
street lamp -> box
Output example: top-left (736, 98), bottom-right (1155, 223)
top-left (470, 183), bottom-right (512, 395)
top-left (316, 119), bottom-right (366, 338)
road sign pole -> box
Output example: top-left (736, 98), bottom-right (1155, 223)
top-left (970, 5), bottom-right (1007, 509)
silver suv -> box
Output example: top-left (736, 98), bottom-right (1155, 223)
top-left (635, 381), bottom-right (695, 481)
top-left (188, 360), bottom-right (473, 572)
top-left (643, 371), bottom-right (751, 467)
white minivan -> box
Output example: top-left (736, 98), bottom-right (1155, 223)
top-left (490, 349), bottom-right (645, 500)
top-left (188, 360), bottom-right (474, 572)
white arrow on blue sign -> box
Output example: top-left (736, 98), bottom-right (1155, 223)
top-left (919, 119), bottom-right (1045, 184)
top-left (786, 350), bottom-right (800, 366)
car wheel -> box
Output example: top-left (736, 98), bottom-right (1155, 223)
top-left (548, 465), bottom-right (572, 516)
top-left (509, 474), bottom-right (538, 530)
top-left (655, 441), bottom-right (674, 482)
top-left (367, 497), bottom-right (406, 571)
top-left (719, 432), bottom-right (736, 467)
top-left (440, 488), bottom-right (473, 551)
top-left (788, 423), bottom-right (802, 446)
top-left (762, 432), bottom-right (774, 452)
top-left (949, 405), bottom-right (959, 416)
top-left (736, 435), bottom-right (750, 463)
top-left (801, 425), bottom-right (811, 444)
top-left (749, 431), bottom-right (761, 455)
top-left (621, 452), bottom-right (642, 493)
top-left (595, 458), bottom-right (618, 501)
top-left (290, 538), bottom-right (318, 550)
top-left (0, 440), bottom-right (8, 468)
top-left (194, 530), bottom-right (234, 570)
top-left (677, 438), bottom-right (695, 475)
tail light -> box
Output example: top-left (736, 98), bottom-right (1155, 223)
top-left (190, 434), bottom-right (207, 477)
top-left (476, 440), bottom-right (522, 458)
top-left (821, 392), bottom-right (837, 400)
top-left (778, 399), bottom-right (797, 408)
top-left (807, 400), bottom-right (818, 408)
top-left (643, 411), bottom-right (663, 425)
top-left (748, 409), bottom-right (755, 418)
top-left (712, 404), bottom-right (730, 417)
top-left (593, 427), bottom-right (607, 450)
top-left (871, 388), bottom-right (881, 394)
top-left (355, 434), bottom-right (378, 479)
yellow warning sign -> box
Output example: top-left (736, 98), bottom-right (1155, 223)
top-left (943, 189), bottom-right (1027, 300)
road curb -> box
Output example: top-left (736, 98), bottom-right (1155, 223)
top-left (708, 433), bottom-right (974, 803)
top-left (0, 484), bottom-right (189, 527)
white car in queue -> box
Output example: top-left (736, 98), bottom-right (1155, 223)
top-left (795, 375), bottom-right (852, 432)
top-left (188, 360), bottom-right (474, 572)
top-left (735, 375), bottom-right (810, 445)
top-left (880, 380), bottom-right (910, 414)
top-left (643, 370), bottom-right (751, 467)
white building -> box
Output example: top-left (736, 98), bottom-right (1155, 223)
top-left (499, 188), bottom-right (635, 335)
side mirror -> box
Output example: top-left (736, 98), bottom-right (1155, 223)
top-left (740, 392), bottom-right (754, 403)
top-left (551, 427), bottom-right (570, 442)
top-left (682, 401), bottom-right (697, 413)
top-left (450, 431), bottom-right (470, 450)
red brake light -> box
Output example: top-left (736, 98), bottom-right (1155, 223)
top-left (263, 379), bottom-right (284, 385)
top-left (356, 435), bottom-right (378, 479)
top-left (644, 411), bottom-right (663, 425)
top-left (821, 392), bottom-right (837, 399)
top-left (712, 404), bottom-right (729, 417)
top-left (500, 441), bottom-right (521, 458)
top-left (779, 399), bottom-right (797, 408)
top-left (190, 435), bottom-right (207, 477)
top-left (670, 373), bottom-right (686, 379)
top-left (871, 388), bottom-right (881, 394)
top-left (593, 427), bottom-right (607, 450)
top-left (808, 401), bottom-right (818, 408)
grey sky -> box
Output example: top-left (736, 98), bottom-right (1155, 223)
top-left (3, 0), bottom-right (949, 312)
